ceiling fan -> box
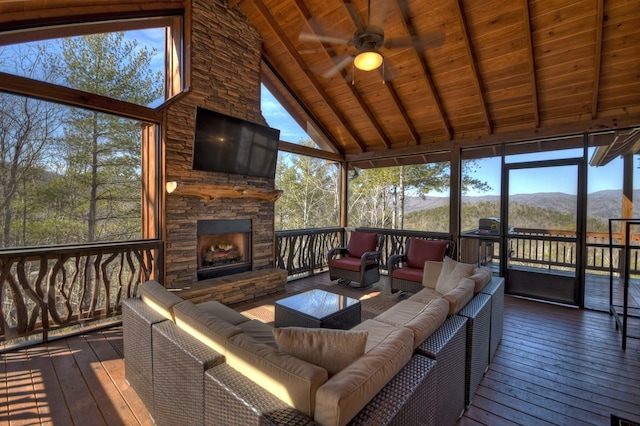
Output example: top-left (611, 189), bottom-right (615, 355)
top-left (299, 0), bottom-right (444, 78)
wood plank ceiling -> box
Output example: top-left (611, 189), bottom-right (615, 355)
top-left (233, 0), bottom-right (640, 167)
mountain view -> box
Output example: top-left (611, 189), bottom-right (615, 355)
top-left (404, 190), bottom-right (640, 233)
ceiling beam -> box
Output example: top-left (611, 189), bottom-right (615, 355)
top-left (345, 114), bottom-right (640, 163)
top-left (250, 0), bottom-right (367, 151)
top-left (395, 0), bottom-right (452, 140)
top-left (522, 0), bottom-right (540, 127)
top-left (455, 0), bottom-right (492, 134)
top-left (591, 0), bottom-right (604, 119)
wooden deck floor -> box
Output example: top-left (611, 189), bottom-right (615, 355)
top-left (1, 274), bottom-right (639, 425)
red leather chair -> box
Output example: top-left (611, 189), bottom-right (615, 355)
top-left (388, 238), bottom-right (453, 293)
top-left (327, 231), bottom-right (384, 288)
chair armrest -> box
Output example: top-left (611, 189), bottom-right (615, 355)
top-left (360, 250), bottom-right (382, 265)
top-left (387, 253), bottom-right (407, 273)
top-left (327, 247), bottom-right (348, 262)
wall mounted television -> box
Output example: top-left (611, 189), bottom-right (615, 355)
top-left (192, 107), bottom-right (280, 179)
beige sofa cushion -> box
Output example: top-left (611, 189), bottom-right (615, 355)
top-left (469, 266), bottom-right (493, 293)
top-left (442, 279), bottom-right (475, 315)
top-left (225, 332), bottom-right (329, 417)
top-left (435, 256), bottom-right (475, 294)
top-left (273, 327), bottom-right (368, 376)
top-left (422, 260), bottom-right (444, 289)
top-left (238, 319), bottom-right (278, 348)
top-left (197, 300), bottom-right (251, 325)
top-left (375, 298), bottom-right (449, 348)
top-left (172, 300), bottom-right (243, 355)
top-left (408, 286), bottom-right (440, 305)
top-left (314, 319), bottom-right (413, 426)
top-left (139, 280), bottom-right (183, 320)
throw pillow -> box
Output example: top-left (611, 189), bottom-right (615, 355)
top-left (422, 260), bottom-right (444, 289)
top-left (435, 256), bottom-right (475, 295)
top-left (272, 327), bottom-right (368, 376)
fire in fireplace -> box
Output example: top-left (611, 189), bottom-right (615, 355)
top-left (197, 219), bottom-right (252, 280)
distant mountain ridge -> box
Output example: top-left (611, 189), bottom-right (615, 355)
top-left (404, 189), bottom-right (640, 221)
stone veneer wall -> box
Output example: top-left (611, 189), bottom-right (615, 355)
top-left (163, 0), bottom-right (275, 288)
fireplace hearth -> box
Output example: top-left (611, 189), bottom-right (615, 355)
top-left (197, 219), bottom-right (252, 280)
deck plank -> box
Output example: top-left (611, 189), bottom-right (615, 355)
top-left (48, 336), bottom-right (106, 425)
top-left (27, 344), bottom-right (74, 425)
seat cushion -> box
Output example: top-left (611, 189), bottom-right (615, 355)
top-left (225, 333), bottom-right (329, 417)
top-left (329, 256), bottom-right (362, 272)
top-left (375, 298), bottom-right (449, 348)
top-left (139, 280), bottom-right (183, 320)
top-left (197, 300), bottom-right (251, 325)
top-left (238, 319), bottom-right (278, 347)
top-left (408, 287), bottom-right (440, 305)
top-left (406, 238), bottom-right (449, 269)
top-left (347, 231), bottom-right (378, 258)
top-left (173, 300), bottom-right (243, 355)
top-left (391, 265), bottom-right (423, 283)
top-left (273, 327), bottom-right (368, 376)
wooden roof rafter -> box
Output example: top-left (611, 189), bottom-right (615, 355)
top-left (455, 0), bottom-right (492, 134)
top-left (395, 0), bottom-right (452, 140)
top-left (251, 0), bottom-right (367, 151)
top-left (591, 0), bottom-right (604, 119)
top-left (522, 0), bottom-right (540, 128)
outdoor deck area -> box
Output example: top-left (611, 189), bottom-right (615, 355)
top-left (1, 273), bottom-right (639, 425)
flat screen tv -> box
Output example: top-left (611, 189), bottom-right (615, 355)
top-left (192, 107), bottom-right (280, 179)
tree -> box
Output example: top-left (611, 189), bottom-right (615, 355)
top-left (275, 145), bottom-right (339, 230)
top-left (0, 45), bottom-right (63, 247)
top-left (349, 161), bottom-right (491, 229)
top-left (50, 32), bottom-right (163, 241)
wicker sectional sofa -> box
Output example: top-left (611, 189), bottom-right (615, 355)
top-left (123, 268), bottom-right (504, 426)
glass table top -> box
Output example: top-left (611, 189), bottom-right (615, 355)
top-left (275, 289), bottom-right (360, 319)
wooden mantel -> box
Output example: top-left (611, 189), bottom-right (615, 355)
top-left (167, 182), bottom-right (282, 202)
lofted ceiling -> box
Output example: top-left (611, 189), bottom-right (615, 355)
top-left (232, 0), bottom-right (640, 167)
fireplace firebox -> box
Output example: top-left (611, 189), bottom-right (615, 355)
top-left (197, 219), bottom-right (252, 280)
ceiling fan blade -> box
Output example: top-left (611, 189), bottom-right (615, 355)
top-left (299, 31), bottom-right (352, 45)
top-left (323, 54), bottom-right (355, 78)
top-left (344, 2), bottom-right (365, 33)
top-left (368, 0), bottom-right (391, 29)
top-left (384, 31), bottom-right (445, 50)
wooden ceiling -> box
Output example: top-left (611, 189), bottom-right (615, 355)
top-left (233, 0), bottom-right (640, 166)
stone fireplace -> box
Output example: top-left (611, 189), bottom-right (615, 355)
top-left (197, 219), bottom-right (252, 280)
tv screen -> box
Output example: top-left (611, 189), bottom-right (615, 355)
top-left (192, 107), bottom-right (280, 179)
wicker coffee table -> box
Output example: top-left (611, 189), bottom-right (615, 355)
top-left (274, 289), bottom-right (361, 329)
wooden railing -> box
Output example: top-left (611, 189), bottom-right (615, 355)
top-left (275, 227), bottom-right (452, 279)
top-left (506, 228), bottom-right (640, 275)
top-left (0, 240), bottom-right (162, 346)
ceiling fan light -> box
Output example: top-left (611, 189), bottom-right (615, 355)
top-left (354, 50), bottom-right (383, 71)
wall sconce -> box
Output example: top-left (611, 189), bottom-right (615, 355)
top-left (166, 181), bottom-right (178, 193)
